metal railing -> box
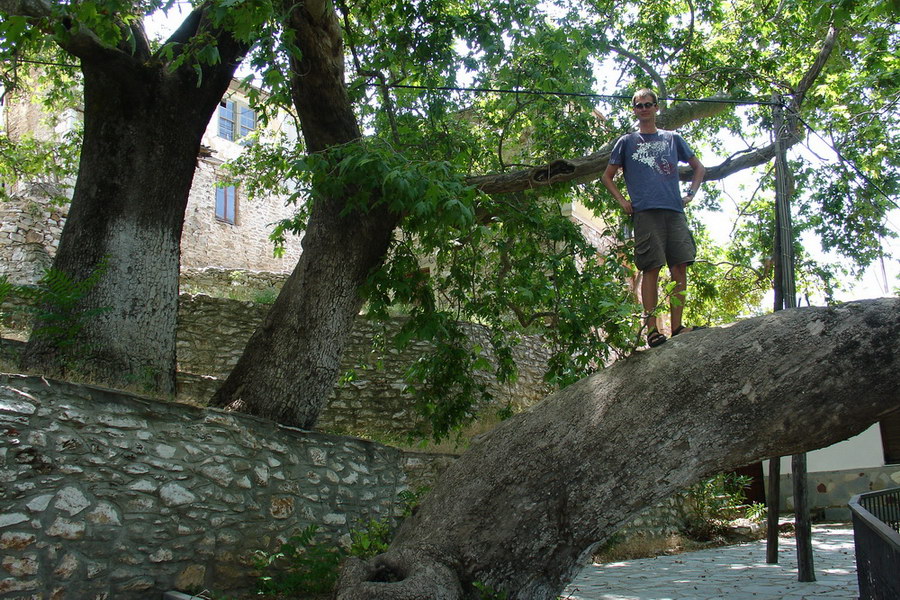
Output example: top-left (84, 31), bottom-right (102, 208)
top-left (849, 487), bottom-right (900, 600)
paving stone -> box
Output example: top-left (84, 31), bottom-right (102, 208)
top-left (563, 524), bottom-right (858, 600)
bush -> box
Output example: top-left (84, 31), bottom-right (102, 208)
top-left (252, 525), bottom-right (344, 596)
top-left (683, 473), bottom-right (753, 540)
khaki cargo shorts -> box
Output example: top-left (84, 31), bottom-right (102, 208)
top-left (632, 209), bottom-right (696, 272)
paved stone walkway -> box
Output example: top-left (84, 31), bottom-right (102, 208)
top-left (563, 524), bottom-right (859, 600)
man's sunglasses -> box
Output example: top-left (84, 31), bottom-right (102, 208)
top-left (633, 102), bottom-right (657, 109)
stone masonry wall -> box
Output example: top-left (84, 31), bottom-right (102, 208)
top-left (178, 267), bottom-right (289, 298)
top-left (0, 374), bottom-right (425, 600)
top-left (179, 160), bottom-right (302, 274)
top-left (175, 295), bottom-right (555, 436)
top-left (777, 466), bottom-right (900, 521)
top-left (0, 198), bottom-right (64, 286)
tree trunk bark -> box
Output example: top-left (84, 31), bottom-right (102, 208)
top-left (335, 298), bottom-right (900, 600)
top-left (210, 0), bottom-right (401, 427)
top-left (209, 195), bottom-right (398, 427)
top-left (20, 39), bottom-right (243, 394)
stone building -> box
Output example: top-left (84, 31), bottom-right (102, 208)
top-left (0, 78), bottom-right (303, 285)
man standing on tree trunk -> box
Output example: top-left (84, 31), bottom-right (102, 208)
top-left (601, 88), bottom-right (707, 347)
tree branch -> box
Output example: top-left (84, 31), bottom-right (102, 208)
top-left (466, 93), bottom-right (742, 194)
top-left (468, 20), bottom-right (838, 198)
top-left (609, 44), bottom-right (667, 106)
top-left (792, 25), bottom-right (838, 108)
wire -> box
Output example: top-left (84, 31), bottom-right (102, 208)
top-left (1, 57), bottom-right (778, 107)
top-left (376, 82), bottom-right (777, 106)
top-left (2, 58), bottom-right (80, 69)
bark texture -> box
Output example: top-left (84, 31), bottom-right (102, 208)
top-left (209, 0), bottom-right (401, 427)
top-left (16, 4), bottom-right (246, 394)
top-left (336, 298), bottom-right (900, 600)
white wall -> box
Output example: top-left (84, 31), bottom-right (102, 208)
top-left (764, 424), bottom-right (886, 474)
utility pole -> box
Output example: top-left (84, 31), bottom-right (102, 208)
top-left (769, 94), bottom-right (815, 581)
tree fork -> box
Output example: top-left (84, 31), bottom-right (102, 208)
top-left (336, 298), bottom-right (900, 600)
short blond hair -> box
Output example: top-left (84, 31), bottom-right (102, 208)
top-left (632, 88), bottom-right (658, 104)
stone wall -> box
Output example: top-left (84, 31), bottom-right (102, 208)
top-left (178, 267), bottom-right (289, 298)
top-left (0, 198), bottom-right (64, 286)
top-left (0, 373), bottom-right (446, 600)
top-left (175, 295), bottom-right (555, 436)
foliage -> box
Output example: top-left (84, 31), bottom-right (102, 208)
top-left (0, 65), bottom-right (82, 207)
top-left (744, 500), bottom-right (767, 523)
top-left (251, 487), bottom-right (430, 594)
top-left (2, 0), bottom-right (897, 433)
top-left (0, 131), bottom-right (80, 205)
top-left (17, 260), bottom-right (110, 353)
top-left (683, 473), bottom-right (754, 540)
top-left (251, 524), bottom-right (344, 596)
top-left (0, 274), bottom-right (12, 326)
top-left (348, 518), bottom-right (393, 559)
top-left (473, 581), bottom-right (509, 600)
top-left (397, 486), bottom-right (431, 517)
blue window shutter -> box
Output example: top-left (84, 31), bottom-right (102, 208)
top-left (215, 186), bottom-right (226, 220)
top-left (226, 186), bottom-right (235, 223)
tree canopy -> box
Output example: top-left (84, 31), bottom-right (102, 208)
top-left (1, 0), bottom-right (897, 433)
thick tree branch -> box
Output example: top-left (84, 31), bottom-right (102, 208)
top-left (792, 25), bottom-right (838, 108)
top-left (336, 298), bottom-right (900, 600)
top-left (467, 23), bottom-right (839, 197)
top-left (0, 0), bottom-right (51, 18)
top-left (466, 93), bottom-right (739, 194)
top-left (0, 0), bottom-right (132, 63)
top-left (163, 5), bottom-right (205, 47)
top-left (609, 44), bottom-right (667, 105)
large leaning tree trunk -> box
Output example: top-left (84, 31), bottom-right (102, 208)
top-left (12, 3), bottom-right (247, 394)
top-left (336, 298), bottom-right (900, 600)
top-left (210, 0), bottom-right (401, 427)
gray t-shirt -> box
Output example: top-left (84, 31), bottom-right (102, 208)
top-left (609, 130), bottom-right (695, 213)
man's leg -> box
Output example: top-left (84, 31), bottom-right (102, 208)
top-left (641, 266), bottom-right (662, 332)
top-left (669, 262), bottom-right (688, 332)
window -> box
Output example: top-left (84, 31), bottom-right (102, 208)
top-left (216, 185), bottom-right (237, 224)
top-left (218, 100), bottom-right (236, 141)
top-left (239, 105), bottom-right (256, 139)
top-left (218, 99), bottom-right (256, 142)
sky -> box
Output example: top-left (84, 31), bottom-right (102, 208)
top-left (144, 6), bottom-right (899, 305)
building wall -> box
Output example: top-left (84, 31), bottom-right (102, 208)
top-left (179, 157), bottom-right (301, 273)
top-left (179, 81), bottom-right (302, 273)
top-left (0, 81), bottom-right (303, 285)
top-left (764, 425), bottom-right (898, 519)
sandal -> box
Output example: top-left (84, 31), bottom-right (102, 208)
top-left (647, 329), bottom-right (667, 347)
top-left (672, 325), bottom-right (706, 337)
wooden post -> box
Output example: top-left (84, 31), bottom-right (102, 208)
top-left (792, 453), bottom-right (816, 580)
top-left (766, 457), bottom-right (781, 563)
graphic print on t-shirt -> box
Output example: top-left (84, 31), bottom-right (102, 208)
top-left (632, 140), bottom-right (675, 176)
